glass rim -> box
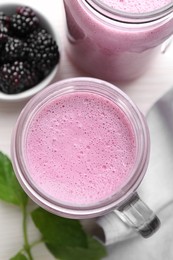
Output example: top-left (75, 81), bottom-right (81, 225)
top-left (11, 77), bottom-right (150, 218)
top-left (84, 0), bottom-right (173, 23)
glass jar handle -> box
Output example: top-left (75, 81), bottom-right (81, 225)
top-left (118, 192), bottom-right (160, 238)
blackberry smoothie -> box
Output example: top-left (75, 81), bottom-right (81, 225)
top-left (99, 0), bottom-right (172, 13)
top-left (63, 0), bottom-right (173, 82)
top-left (12, 78), bottom-right (161, 235)
top-left (24, 91), bottom-right (136, 206)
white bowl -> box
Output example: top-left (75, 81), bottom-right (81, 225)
top-left (0, 3), bottom-right (60, 102)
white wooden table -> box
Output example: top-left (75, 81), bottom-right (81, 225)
top-left (0, 0), bottom-right (173, 259)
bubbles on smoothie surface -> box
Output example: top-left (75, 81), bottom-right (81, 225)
top-left (98, 0), bottom-right (172, 13)
top-left (25, 92), bottom-right (136, 206)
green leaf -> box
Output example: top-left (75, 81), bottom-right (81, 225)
top-left (47, 235), bottom-right (107, 260)
top-left (0, 152), bottom-right (28, 207)
top-left (31, 207), bottom-right (106, 260)
top-left (10, 252), bottom-right (28, 260)
top-left (31, 207), bottom-right (88, 248)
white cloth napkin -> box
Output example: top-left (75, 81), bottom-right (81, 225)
top-left (93, 89), bottom-right (173, 247)
top-left (96, 201), bottom-right (173, 246)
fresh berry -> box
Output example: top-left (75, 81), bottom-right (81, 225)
top-left (0, 61), bottom-right (41, 94)
top-left (0, 5), bottom-right (60, 95)
top-left (0, 37), bottom-right (28, 63)
top-left (0, 21), bottom-right (8, 34)
top-left (0, 12), bottom-right (10, 26)
top-left (27, 28), bottom-right (60, 75)
top-left (10, 6), bottom-right (39, 37)
top-left (0, 33), bottom-right (8, 51)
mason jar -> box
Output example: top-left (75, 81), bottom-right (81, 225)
top-left (11, 77), bottom-right (160, 237)
top-left (63, 0), bottom-right (173, 82)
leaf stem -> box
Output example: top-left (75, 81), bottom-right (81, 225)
top-left (30, 238), bottom-right (44, 248)
top-left (22, 205), bottom-right (33, 260)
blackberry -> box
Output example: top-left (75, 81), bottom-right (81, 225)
top-left (0, 37), bottom-right (28, 63)
top-left (0, 61), bottom-right (41, 94)
top-left (0, 12), bottom-right (10, 26)
top-left (0, 11), bottom-right (10, 35)
top-left (0, 6), bottom-right (60, 95)
top-left (0, 33), bottom-right (8, 51)
top-left (27, 28), bottom-right (60, 75)
top-left (10, 6), bottom-right (39, 37)
top-left (0, 21), bottom-right (8, 34)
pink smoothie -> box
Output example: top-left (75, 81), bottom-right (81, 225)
top-left (24, 92), bottom-right (136, 206)
top-left (64, 0), bottom-right (173, 82)
top-left (99, 0), bottom-right (172, 13)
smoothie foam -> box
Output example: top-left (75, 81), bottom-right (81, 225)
top-left (24, 92), bottom-right (136, 206)
top-left (99, 0), bottom-right (172, 13)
